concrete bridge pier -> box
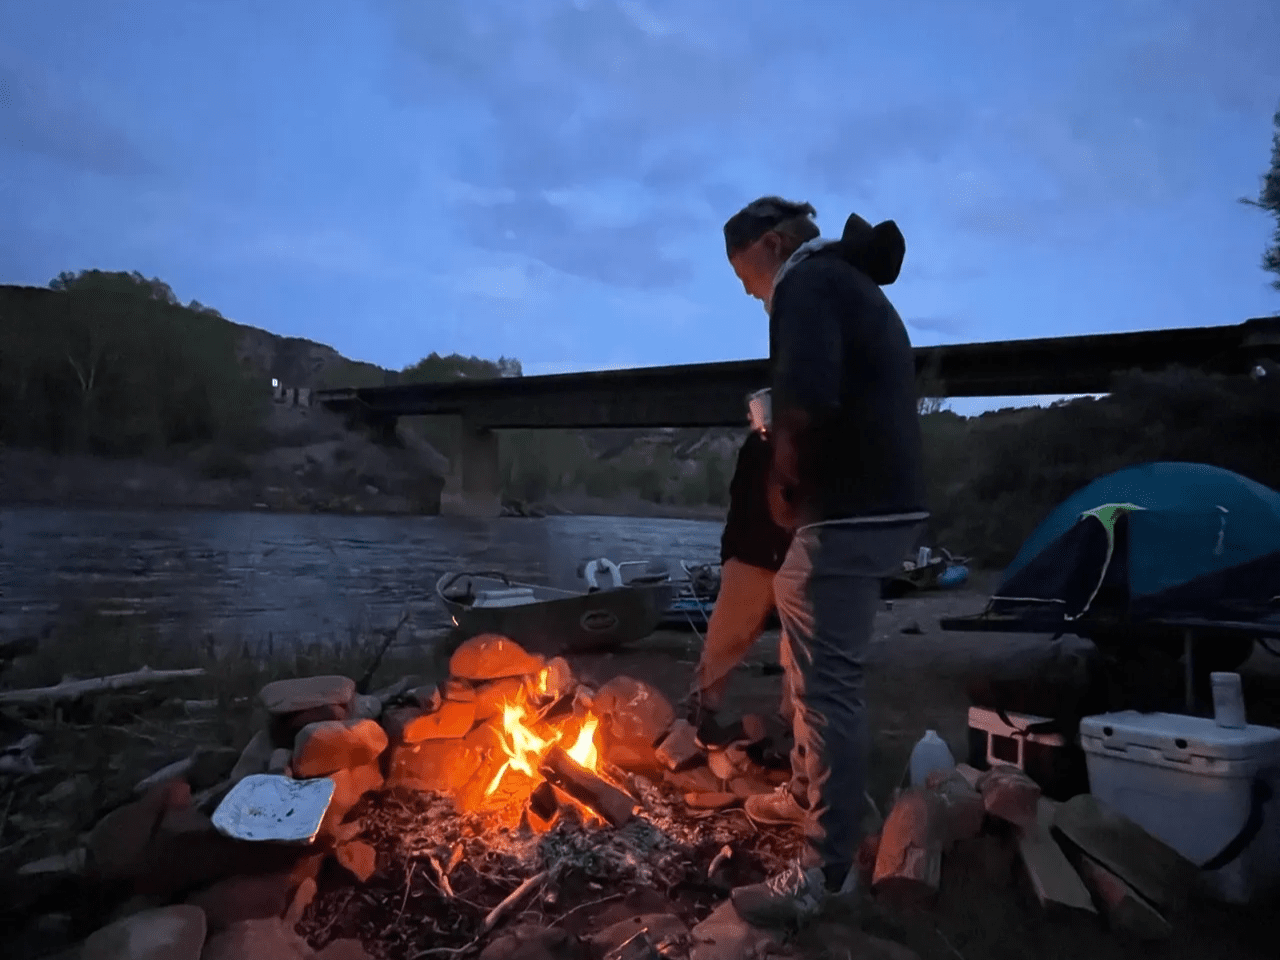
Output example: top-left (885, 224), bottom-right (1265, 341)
top-left (439, 419), bottom-right (503, 518)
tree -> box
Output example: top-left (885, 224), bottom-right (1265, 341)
top-left (1240, 104), bottom-right (1280, 290)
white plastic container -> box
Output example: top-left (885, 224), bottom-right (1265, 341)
top-left (1080, 711), bottom-right (1280, 904)
top-left (1210, 672), bottom-right (1247, 729)
top-left (908, 730), bottom-right (956, 787)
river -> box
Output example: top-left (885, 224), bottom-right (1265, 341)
top-left (0, 506), bottom-right (721, 648)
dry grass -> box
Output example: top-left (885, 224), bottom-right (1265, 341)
top-left (0, 612), bottom-right (446, 880)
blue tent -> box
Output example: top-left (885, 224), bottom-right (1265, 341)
top-left (991, 462), bottom-right (1280, 623)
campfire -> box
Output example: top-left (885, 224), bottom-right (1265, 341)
top-left (227, 634), bottom-right (804, 958)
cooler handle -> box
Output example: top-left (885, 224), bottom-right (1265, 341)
top-left (1199, 768), bottom-right (1276, 872)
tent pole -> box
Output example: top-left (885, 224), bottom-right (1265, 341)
top-left (1184, 628), bottom-right (1195, 714)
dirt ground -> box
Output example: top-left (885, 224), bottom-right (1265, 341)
top-left (566, 587), bottom-right (1280, 960)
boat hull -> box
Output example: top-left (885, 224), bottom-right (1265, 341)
top-left (437, 573), bottom-right (673, 655)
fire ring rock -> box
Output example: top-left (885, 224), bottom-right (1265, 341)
top-left (293, 719), bottom-right (389, 778)
top-left (449, 634), bottom-right (545, 682)
top-left (594, 676), bottom-right (675, 748)
top-left (259, 676), bottom-right (356, 715)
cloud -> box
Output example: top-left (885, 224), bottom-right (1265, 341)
top-left (375, 0), bottom-right (819, 288)
top-left (0, 49), bottom-right (158, 178)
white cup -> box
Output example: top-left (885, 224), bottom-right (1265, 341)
top-left (747, 388), bottom-right (772, 435)
top-left (1210, 672), bottom-right (1248, 729)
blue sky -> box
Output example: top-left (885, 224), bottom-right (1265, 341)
top-left (2, 0), bottom-right (1279, 415)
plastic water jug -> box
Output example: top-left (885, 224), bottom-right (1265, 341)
top-left (1210, 672), bottom-right (1248, 729)
top-left (908, 730), bottom-right (956, 787)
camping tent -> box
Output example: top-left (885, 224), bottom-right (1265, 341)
top-left (990, 462), bottom-right (1280, 624)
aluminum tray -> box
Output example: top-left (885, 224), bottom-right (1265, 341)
top-left (211, 773), bottom-right (335, 844)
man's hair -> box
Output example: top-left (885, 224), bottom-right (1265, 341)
top-left (724, 196), bottom-right (819, 259)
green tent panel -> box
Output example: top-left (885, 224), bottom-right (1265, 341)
top-left (992, 462), bottom-right (1280, 621)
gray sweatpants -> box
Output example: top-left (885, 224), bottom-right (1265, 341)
top-left (774, 520), bottom-right (925, 877)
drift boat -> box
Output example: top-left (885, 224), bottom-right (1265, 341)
top-left (436, 559), bottom-right (675, 655)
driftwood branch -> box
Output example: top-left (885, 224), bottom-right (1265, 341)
top-left (0, 667), bottom-right (206, 708)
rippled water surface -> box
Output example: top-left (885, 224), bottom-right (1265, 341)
top-left (0, 506), bottom-right (721, 645)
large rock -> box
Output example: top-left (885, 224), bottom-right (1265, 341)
top-left (293, 719), bottom-right (388, 778)
top-left (477, 923), bottom-right (586, 960)
top-left (317, 941), bottom-right (374, 960)
top-left (135, 806), bottom-right (309, 900)
top-left (229, 731), bottom-right (276, 784)
top-left (388, 701), bottom-right (476, 743)
top-left (201, 917), bottom-right (313, 960)
top-left (689, 901), bottom-right (774, 960)
top-left (186, 872), bottom-right (294, 930)
top-left (384, 740), bottom-right (483, 795)
top-left (473, 678), bottom-right (528, 722)
top-left (335, 840), bottom-right (378, 882)
top-left (319, 762), bottom-right (385, 839)
top-left (593, 677), bottom-right (675, 748)
top-left (259, 676), bottom-right (356, 715)
top-left (269, 702), bottom-right (349, 748)
top-left (587, 914), bottom-right (687, 955)
top-left (449, 634), bottom-right (543, 682)
top-left (81, 904), bottom-right (206, 960)
top-left (88, 782), bottom-right (188, 881)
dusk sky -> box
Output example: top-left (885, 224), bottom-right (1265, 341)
top-left (3, 0), bottom-right (1279, 414)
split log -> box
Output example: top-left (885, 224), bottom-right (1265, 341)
top-left (538, 746), bottom-right (636, 827)
top-left (0, 667), bottom-right (206, 708)
top-left (656, 719), bottom-right (702, 772)
top-left (872, 787), bottom-right (943, 906)
top-left (1016, 798), bottom-right (1095, 916)
top-left (925, 768), bottom-right (985, 846)
top-left (1074, 852), bottom-right (1172, 941)
top-left (976, 764), bottom-right (1041, 829)
top-left (1053, 793), bottom-right (1195, 915)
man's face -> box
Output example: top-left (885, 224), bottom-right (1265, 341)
top-left (729, 231), bottom-right (786, 305)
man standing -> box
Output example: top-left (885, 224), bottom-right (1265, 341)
top-left (686, 430), bottom-right (792, 737)
top-left (721, 197), bottom-right (929, 925)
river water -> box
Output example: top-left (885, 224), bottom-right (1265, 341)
top-left (0, 506), bottom-right (721, 648)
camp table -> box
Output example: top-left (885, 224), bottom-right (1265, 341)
top-left (940, 608), bottom-right (1280, 711)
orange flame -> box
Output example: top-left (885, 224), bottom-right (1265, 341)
top-left (566, 715), bottom-right (599, 769)
top-left (482, 685), bottom-right (602, 800)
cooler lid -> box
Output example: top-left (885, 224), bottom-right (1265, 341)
top-left (1079, 711), bottom-right (1280, 763)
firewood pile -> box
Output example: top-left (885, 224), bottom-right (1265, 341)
top-left (9, 634), bottom-right (809, 960)
top-left (868, 762), bottom-right (1197, 943)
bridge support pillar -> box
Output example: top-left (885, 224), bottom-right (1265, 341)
top-left (439, 420), bottom-right (503, 518)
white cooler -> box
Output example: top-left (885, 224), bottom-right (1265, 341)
top-left (1080, 711), bottom-right (1280, 904)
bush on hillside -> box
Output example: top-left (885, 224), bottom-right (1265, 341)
top-left (0, 273), bottom-right (268, 456)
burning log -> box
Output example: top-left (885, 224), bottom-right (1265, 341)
top-left (529, 781), bottom-right (560, 822)
top-left (538, 745), bottom-right (636, 827)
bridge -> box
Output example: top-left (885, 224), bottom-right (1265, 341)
top-left (316, 316), bottom-right (1280, 515)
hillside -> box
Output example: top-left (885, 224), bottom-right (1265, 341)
top-left (0, 276), bottom-right (742, 519)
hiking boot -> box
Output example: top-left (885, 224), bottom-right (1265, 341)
top-left (731, 860), bottom-right (859, 928)
top-left (743, 784), bottom-right (807, 826)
